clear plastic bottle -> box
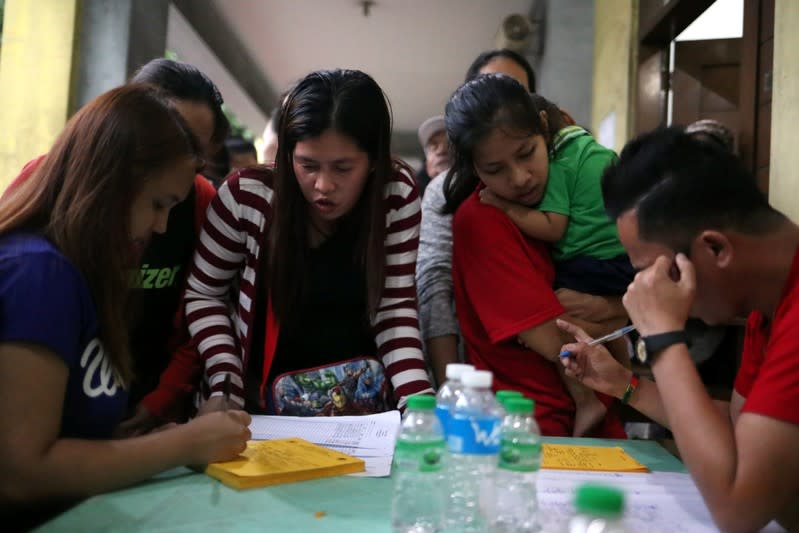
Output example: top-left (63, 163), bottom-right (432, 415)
top-left (568, 484), bottom-right (627, 533)
top-left (391, 395), bottom-right (447, 533)
top-left (435, 363), bottom-right (474, 438)
top-left (491, 397), bottom-right (541, 533)
top-left (446, 370), bottom-right (503, 533)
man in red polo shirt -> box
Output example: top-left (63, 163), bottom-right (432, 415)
top-left (560, 127), bottom-right (799, 531)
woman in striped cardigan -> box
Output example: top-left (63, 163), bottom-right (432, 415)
top-left (185, 69), bottom-right (434, 415)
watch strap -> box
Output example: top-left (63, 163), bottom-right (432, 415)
top-left (643, 330), bottom-right (690, 354)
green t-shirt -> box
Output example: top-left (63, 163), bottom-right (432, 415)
top-left (538, 126), bottom-right (626, 261)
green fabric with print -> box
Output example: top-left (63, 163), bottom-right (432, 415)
top-left (538, 126), bottom-right (626, 261)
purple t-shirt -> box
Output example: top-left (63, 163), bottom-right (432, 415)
top-left (0, 232), bottom-right (128, 438)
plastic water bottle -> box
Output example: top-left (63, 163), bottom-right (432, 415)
top-left (435, 363), bottom-right (474, 437)
top-left (446, 370), bottom-right (503, 533)
top-left (568, 484), bottom-right (627, 533)
top-left (391, 395), bottom-right (447, 533)
top-left (491, 397), bottom-right (541, 533)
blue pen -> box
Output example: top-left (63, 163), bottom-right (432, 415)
top-left (559, 324), bottom-right (636, 358)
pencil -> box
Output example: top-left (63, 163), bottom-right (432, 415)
top-left (223, 373), bottom-right (232, 410)
top-left (559, 324), bottom-right (636, 358)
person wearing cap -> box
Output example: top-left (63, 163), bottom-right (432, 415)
top-left (686, 118), bottom-right (735, 153)
top-left (416, 115), bottom-right (451, 197)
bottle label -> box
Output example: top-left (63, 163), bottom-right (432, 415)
top-left (435, 405), bottom-right (450, 435)
top-left (395, 440), bottom-right (446, 472)
top-left (447, 414), bottom-right (501, 455)
top-left (498, 439), bottom-right (541, 472)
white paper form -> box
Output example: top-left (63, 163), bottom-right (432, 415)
top-left (347, 456), bottom-right (394, 478)
top-left (248, 411), bottom-right (401, 477)
top-left (536, 470), bottom-right (786, 533)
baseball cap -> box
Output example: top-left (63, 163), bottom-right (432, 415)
top-left (417, 115), bottom-right (446, 148)
top-left (685, 119), bottom-right (734, 152)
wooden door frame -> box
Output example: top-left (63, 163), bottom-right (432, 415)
top-left (738, 0), bottom-right (774, 184)
top-left (635, 0), bottom-right (717, 135)
top-left (639, 0), bottom-right (717, 47)
top-left (636, 0), bottom-right (772, 181)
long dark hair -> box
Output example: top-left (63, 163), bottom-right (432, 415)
top-left (464, 49), bottom-right (537, 92)
top-left (268, 69), bottom-right (399, 325)
top-left (0, 84), bottom-right (201, 385)
top-left (442, 74), bottom-right (561, 214)
top-left (133, 58), bottom-right (230, 147)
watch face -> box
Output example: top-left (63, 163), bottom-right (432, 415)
top-left (635, 337), bottom-right (648, 363)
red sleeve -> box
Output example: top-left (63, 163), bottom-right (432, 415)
top-left (742, 292), bottom-right (799, 425)
top-left (733, 312), bottom-right (766, 398)
top-left (1, 155), bottom-right (46, 199)
top-left (192, 174), bottom-right (217, 232)
top-left (453, 197), bottom-right (564, 343)
top-left (139, 176), bottom-right (216, 420)
top-left (139, 321), bottom-right (202, 420)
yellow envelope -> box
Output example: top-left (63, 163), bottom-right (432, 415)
top-left (542, 444), bottom-right (649, 472)
top-left (205, 438), bottom-right (365, 489)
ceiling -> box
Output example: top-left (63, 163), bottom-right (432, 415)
top-left (173, 0), bottom-right (535, 141)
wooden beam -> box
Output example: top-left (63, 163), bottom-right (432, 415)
top-left (172, 0), bottom-right (276, 117)
top-left (638, 0), bottom-right (716, 46)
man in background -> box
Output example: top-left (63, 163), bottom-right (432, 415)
top-left (415, 115), bottom-right (451, 197)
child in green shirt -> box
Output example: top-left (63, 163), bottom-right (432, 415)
top-left (480, 94), bottom-right (634, 436)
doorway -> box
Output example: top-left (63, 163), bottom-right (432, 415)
top-left (635, 0), bottom-right (773, 191)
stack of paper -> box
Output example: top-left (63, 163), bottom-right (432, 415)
top-left (205, 438), bottom-right (365, 489)
top-left (536, 470), bottom-right (786, 532)
top-left (542, 444), bottom-right (649, 472)
top-left (248, 411), bottom-right (402, 477)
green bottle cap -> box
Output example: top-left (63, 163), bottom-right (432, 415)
top-left (504, 397), bottom-right (534, 414)
top-left (574, 484), bottom-right (625, 516)
top-left (496, 390), bottom-right (524, 406)
top-left (407, 395), bottom-right (436, 410)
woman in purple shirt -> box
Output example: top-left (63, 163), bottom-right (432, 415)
top-left (0, 84), bottom-right (250, 514)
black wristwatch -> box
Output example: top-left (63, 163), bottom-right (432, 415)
top-left (635, 330), bottom-right (689, 364)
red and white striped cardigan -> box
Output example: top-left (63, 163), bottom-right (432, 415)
top-left (185, 166), bottom-right (434, 410)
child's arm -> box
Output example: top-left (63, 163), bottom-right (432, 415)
top-left (480, 189), bottom-right (568, 242)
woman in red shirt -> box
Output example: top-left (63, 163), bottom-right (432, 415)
top-left (442, 75), bottom-right (626, 438)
